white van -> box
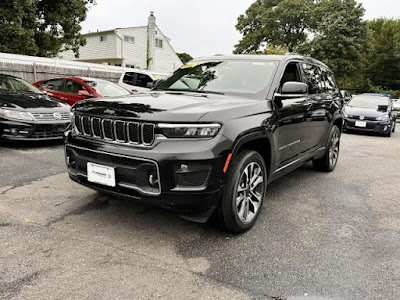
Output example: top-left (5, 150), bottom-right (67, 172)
top-left (118, 70), bottom-right (169, 93)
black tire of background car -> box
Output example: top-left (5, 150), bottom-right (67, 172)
top-left (221, 150), bottom-right (267, 233)
top-left (313, 125), bottom-right (341, 172)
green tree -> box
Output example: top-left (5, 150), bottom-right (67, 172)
top-left (234, 0), bottom-right (315, 53)
top-left (299, 0), bottom-right (367, 85)
top-left (366, 19), bottom-right (400, 90)
top-left (0, 0), bottom-right (95, 58)
top-left (177, 53), bottom-right (193, 64)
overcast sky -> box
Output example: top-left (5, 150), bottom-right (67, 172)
top-left (82, 0), bottom-right (400, 58)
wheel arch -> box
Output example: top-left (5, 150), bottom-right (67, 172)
top-left (230, 132), bottom-right (275, 178)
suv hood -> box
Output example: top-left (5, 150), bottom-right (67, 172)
top-left (72, 92), bottom-right (266, 122)
top-left (345, 106), bottom-right (388, 118)
top-left (0, 92), bottom-right (68, 111)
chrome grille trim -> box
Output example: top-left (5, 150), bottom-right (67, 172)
top-left (74, 115), bottom-right (155, 147)
top-left (142, 123), bottom-right (155, 146)
top-left (114, 120), bottom-right (127, 142)
top-left (31, 112), bottom-right (70, 122)
top-left (127, 122), bottom-right (140, 144)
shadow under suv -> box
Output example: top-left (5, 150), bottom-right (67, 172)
top-left (65, 55), bottom-right (344, 233)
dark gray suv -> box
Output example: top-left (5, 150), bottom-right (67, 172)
top-left (65, 54), bottom-right (344, 233)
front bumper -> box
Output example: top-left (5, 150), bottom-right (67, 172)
top-left (0, 119), bottom-right (69, 140)
top-left (65, 131), bottom-right (229, 213)
top-left (344, 118), bottom-right (391, 133)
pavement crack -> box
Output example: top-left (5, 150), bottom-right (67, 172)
top-left (0, 271), bottom-right (42, 300)
top-left (46, 195), bottom-right (109, 226)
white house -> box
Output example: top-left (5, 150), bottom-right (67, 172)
top-left (60, 12), bottom-right (183, 73)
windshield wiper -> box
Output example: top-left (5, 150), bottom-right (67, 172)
top-left (156, 88), bottom-right (224, 95)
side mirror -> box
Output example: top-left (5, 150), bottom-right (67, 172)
top-left (78, 90), bottom-right (92, 97)
top-left (146, 82), bottom-right (154, 89)
top-left (275, 82), bottom-right (308, 99)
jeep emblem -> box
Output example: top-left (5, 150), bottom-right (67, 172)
top-left (104, 109), bottom-right (116, 115)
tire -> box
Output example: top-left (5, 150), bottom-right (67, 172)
top-left (221, 150), bottom-right (267, 233)
top-left (313, 125), bottom-right (341, 172)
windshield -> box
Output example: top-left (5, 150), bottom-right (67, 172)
top-left (84, 80), bottom-right (131, 97)
top-left (0, 76), bottom-right (42, 93)
top-left (155, 60), bottom-right (279, 97)
top-left (348, 96), bottom-right (390, 109)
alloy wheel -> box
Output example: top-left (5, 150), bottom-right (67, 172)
top-left (329, 130), bottom-right (340, 167)
top-left (236, 162), bottom-right (265, 224)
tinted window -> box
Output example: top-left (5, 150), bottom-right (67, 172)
top-left (65, 80), bottom-right (87, 95)
top-left (322, 70), bottom-right (338, 93)
top-left (123, 72), bottom-right (153, 88)
top-left (156, 60), bottom-right (279, 97)
top-left (279, 62), bottom-right (302, 91)
top-left (42, 79), bottom-right (64, 92)
top-left (302, 63), bottom-right (324, 94)
top-left (136, 74), bottom-right (153, 88)
top-left (0, 76), bottom-right (41, 93)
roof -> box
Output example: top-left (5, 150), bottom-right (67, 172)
top-left (191, 54), bottom-right (330, 69)
top-left (82, 26), bottom-right (147, 36)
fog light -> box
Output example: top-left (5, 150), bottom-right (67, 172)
top-left (10, 128), bottom-right (19, 135)
top-left (178, 164), bottom-right (189, 172)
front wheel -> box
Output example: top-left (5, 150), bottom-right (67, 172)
top-left (313, 125), bottom-right (341, 172)
top-left (221, 150), bottom-right (267, 233)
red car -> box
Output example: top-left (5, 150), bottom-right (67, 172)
top-left (34, 76), bottom-right (131, 106)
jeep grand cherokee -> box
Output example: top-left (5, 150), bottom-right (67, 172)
top-left (65, 55), bottom-right (343, 233)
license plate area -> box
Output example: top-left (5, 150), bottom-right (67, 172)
top-left (87, 162), bottom-right (116, 187)
top-left (355, 121), bottom-right (367, 127)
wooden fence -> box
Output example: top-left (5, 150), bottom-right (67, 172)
top-left (0, 52), bottom-right (130, 83)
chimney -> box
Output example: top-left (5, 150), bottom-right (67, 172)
top-left (147, 12), bottom-right (156, 71)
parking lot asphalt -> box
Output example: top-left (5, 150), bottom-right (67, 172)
top-left (1, 131), bottom-right (399, 300)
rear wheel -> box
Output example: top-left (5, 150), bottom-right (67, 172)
top-left (313, 125), bottom-right (341, 172)
top-left (221, 150), bottom-right (267, 233)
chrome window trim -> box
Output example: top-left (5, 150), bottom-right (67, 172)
top-left (66, 144), bottom-right (161, 196)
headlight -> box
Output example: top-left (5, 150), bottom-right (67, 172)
top-left (0, 109), bottom-right (34, 121)
top-left (343, 111), bottom-right (349, 118)
top-left (158, 123), bottom-right (221, 138)
top-left (376, 114), bottom-right (389, 121)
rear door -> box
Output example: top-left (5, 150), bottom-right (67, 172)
top-left (64, 79), bottom-right (91, 105)
top-left (40, 78), bottom-right (66, 102)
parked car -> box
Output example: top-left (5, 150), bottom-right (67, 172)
top-left (393, 99), bottom-right (400, 122)
top-left (0, 74), bottom-right (70, 141)
top-left (34, 76), bottom-right (131, 106)
top-left (118, 70), bottom-right (168, 93)
top-left (343, 94), bottom-right (396, 137)
top-left (65, 54), bottom-right (343, 233)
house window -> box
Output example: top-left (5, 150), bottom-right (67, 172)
top-left (126, 64), bottom-right (136, 69)
top-left (99, 35), bottom-right (107, 42)
top-left (155, 38), bottom-right (163, 48)
top-left (124, 36), bottom-right (135, 43)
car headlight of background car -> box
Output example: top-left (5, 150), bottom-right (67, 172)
top-left (158, 123), bottom-right (221, 138)
top-left (376, 114), bottom-right (390, 121)
top-left (0, 109), bottom-right (35, 121)
top-left (343, 111), bottom-right (349, 118)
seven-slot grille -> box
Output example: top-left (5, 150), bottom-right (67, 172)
top-left (74, 115), bottom-right (155, 146)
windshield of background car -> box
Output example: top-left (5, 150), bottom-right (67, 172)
top-left (84, 80), bottom-right (131, 97)
top-left (155, 60), bottom-right (279, 97)
top-left (348, 96), bottom-right (390, 109)
top-left (0, 76), bottom-right (42, 94)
